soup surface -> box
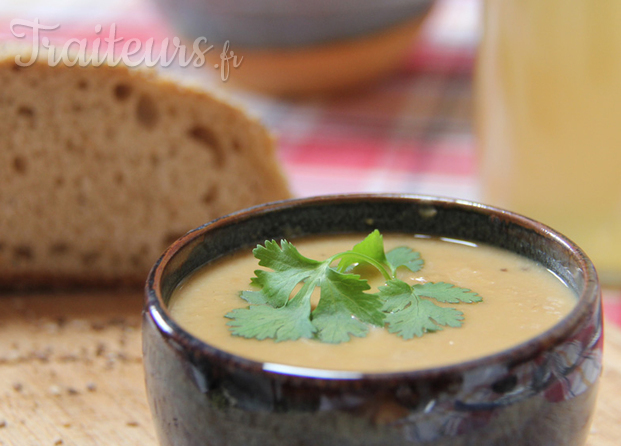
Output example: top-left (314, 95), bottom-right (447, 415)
top-left (169, 234), bottom-right (576, 373)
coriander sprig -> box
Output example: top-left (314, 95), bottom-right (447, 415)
top-left (225, 230), bottom-right (482, 344)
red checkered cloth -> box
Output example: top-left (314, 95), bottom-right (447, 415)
top-left (1, 0), bottom-right (619, 318)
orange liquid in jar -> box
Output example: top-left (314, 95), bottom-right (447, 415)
top-left (477, 0), bottom-right (621, 285)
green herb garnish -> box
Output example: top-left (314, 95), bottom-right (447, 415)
top-left (225, 230), bottom-right (482, 344)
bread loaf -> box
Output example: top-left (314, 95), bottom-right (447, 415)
top-left (0, 50), bottom-right (291, 289)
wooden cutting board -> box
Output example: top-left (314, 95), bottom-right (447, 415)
top-left (0, 291), bottom-right (619, 445)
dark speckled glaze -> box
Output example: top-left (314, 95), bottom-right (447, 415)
top-left (143, 194), bottom-right (602, 446)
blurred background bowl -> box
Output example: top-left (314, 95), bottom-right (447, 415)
top-left (151, 0), bottom-right (435, 96)
top-left (152, 0), bottom-right (434, 48)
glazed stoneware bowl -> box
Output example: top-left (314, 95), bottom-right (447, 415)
top-left (143, 194), bottom-right (602, 446)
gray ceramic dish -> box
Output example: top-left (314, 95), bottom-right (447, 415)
top-left (151, 0), bottom-right (434, 47)
top-left (143, 194), bottom-right (602, 446)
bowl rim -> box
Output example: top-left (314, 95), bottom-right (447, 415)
top-left (144, 193), bottom-right (600, 383)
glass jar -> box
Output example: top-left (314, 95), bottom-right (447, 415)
top-left (477, 0), bottom-right (621, 286)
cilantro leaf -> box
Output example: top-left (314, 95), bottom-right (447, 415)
top-left (385, 298), bottom-right (464, 339)
top-left (337, 229), bottom-right (388, 272)
top-left (379, 279), bottom-right (465, 339)
top-left (378, 279), bottom-right (416, 312)
top-left (239, 289), bottom-right (269, 305)
top-left (312, 311), bottom-right (370, 344)
top-left (228, 238), bottom-right (384, 343)
top-left (249, 240), bottom-right (323, 308)
top-left (414, 282), bottom-right (482, 303)
top-left (386, 246), bottom-right (423, 274)
top-left (311, 268), bottom-right (384, 343)
top-left (226, 296), bottom-right (315, 342)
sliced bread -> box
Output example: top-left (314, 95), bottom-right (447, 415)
top-left (0, 50), bottom-right (291, 289)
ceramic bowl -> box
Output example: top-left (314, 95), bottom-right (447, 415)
top-left (151, 0), bottom-right (434, 48)
top-left (150, 0), bottom-right (435, 96)
top-left (143, 194), bottom-right (602, 446)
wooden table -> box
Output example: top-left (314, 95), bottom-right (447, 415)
top-left (0, 291), bottom-right (619, 445)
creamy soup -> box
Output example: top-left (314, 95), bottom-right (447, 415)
top-left (169, 234), bottom-right (576, 373)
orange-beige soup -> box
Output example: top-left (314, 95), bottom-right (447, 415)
top-left (169, 234), bottom-right (576, 373)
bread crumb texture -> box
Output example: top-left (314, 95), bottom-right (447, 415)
top-left (0, 54), bottom-right (290, 289)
